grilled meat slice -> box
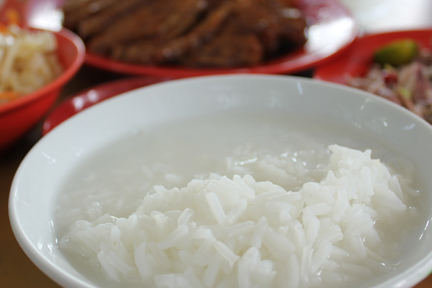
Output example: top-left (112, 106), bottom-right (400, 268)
top-left (277, 16), bottom-right (308, 52)
top-left (62, 0), bottom-right (92, 13)
top-left (111, 0), bottom-right (305, 66)
top-left (181, 24), bottom-right (264, 67)
top-left (63, 0), bottom-right (307, 67)
top-left (228, 0), bottom-right (306, 56)
top-left (112, 1), bottom-right (234, 64)
top-left (63, 0), bottom-right (117, 30)
top-left (88, 0), bottom-right (208, 55)
top-left (77, 0), bottom-right (147, 39)
top-left (206, 0), bottom-right (231, 10)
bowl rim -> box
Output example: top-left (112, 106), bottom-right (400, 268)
top-left (8, 74), bottom-right (432, 288)
top-left (0, 28), bottom-right (85, 115)
top-left (41, 76), bottom-right (173, 136)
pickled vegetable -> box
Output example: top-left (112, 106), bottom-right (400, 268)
top-left (373, 39), bottom-right (419, 67)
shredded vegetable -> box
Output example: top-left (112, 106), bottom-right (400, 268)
top-left (346, 42), bottom-right (432, 123)
top-left (0, 24), bottom-right (62, 105)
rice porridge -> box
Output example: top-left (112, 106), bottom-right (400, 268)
top-left (55, 111), bottom-right (422, 288)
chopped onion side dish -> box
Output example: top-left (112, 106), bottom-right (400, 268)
top-left (346, 40), bottom-right (432, 123)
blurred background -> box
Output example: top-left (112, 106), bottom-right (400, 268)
top-left (340, 0), bottom-right (432, 33)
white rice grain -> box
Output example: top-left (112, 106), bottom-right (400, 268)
top-left (134, 242), bottom-right (152, 278)
top-left (206, 192), bottom-right (226, 225)
top-left (157, 224), bottom-right (189, 250)
top-left (203, 254), bottom-right (223, 287)
top-left (213, 240), bottom-right (239, 267)
top-left (58, 144), bottom-right (420, 288)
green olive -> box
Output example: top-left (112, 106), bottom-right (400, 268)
top-left (373, 39), bottom-right (419, 67)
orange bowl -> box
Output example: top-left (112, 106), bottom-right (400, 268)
top-left (0, 28), bottom-right (85, 151)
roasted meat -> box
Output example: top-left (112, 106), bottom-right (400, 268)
top-left (112, 1), bottom-right (235, 64)
top-left (181, 22), bottom-right (264, 67)
top-left (62, 0), bottom-right (308, 68)
top-left (63, 0), bottom-right (117, 30)
top-left (88, 0), bottom-right (208, 55)
top-left (77, 0), bottom-right (147, 39)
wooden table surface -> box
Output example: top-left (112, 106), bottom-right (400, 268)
top-left (2, 0), bottom-right (432, 287)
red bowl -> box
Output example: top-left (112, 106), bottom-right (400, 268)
top-left (313, 29), bottom-right (432, 85)
top-left (0, 28), bottom-right (85, 151)
top-left (42, 76), bottom-right (170, 135)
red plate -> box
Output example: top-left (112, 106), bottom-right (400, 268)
top-left (25, 0), bottom-right (358, 77)
top-left (314, 29), bottom-right (432, 85)
top-left (42, 77), bottom-right (170, 135)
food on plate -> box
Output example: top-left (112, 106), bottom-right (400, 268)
top-left (62, 0), bottom-right (307, 67)
top-left (373, 39), bottom-right (419, 67)
top-left (0, 25), bottom-right (62, 104)
top-left (346, 39), bottom-right (432, 123)
top-left (55, 116), bottom-right (420, 288)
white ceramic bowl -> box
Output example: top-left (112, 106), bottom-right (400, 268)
top-left (9, 75), bottom-right (432, 288)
